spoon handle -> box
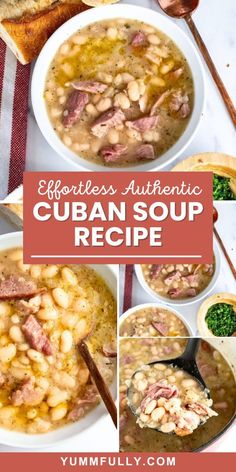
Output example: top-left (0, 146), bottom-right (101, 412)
top-left (185, 14), bottom-right (236, 127)
top-left (78, 341), bottom-right (117, 428)
top-left (181, 338), bottom-right (201, 361)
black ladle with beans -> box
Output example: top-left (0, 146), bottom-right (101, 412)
top-left (127, 338), bottom-right (211, 433)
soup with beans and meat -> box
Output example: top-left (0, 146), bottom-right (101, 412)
top-left (119, 339), bottom-right (236, 451)
top-left (0, 248), bottom-right (116, 434)
top-left (119, 307), bottom-right (189, 337)
top-left (141, 263), bottom-right (215, 300)
top-left (129, 364), bottom-right (217, 435)
top-left (45, 19), bottom-right (194, 167)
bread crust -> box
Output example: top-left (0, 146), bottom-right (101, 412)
top-left (0, 1), bottom-right (90, 64)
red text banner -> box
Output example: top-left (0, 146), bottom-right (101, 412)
top-left (23, 172), bottom-right (213, 264)
top-left (0, 452), bottom-right (235, 472)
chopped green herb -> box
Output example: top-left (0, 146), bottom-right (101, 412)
top-left (206, 303), bottom-right (236, 336)
top-left (213, 174), bottom-right (235, 200)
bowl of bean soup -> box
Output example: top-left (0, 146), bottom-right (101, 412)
top-left (119, 303), bottom-right (193, 338)
top-left (32, 4), bottom-right (204, 171)
top-left (0, 232), bottom-right (117, 448)
top-left (135, 240), bottom-right (221, 306)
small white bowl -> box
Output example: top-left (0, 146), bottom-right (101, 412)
top-left (31, 4), bottom-right (205, 172)
top-left (0, 231), bottom-right (117, 448)
top-left (135, 239), bottom-right (221, 306)
top-left (119, 302), bottom-right (193, 337)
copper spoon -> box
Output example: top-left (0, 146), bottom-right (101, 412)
top-left (78, 341), bottom-right (117, 428)
top-left (156, 0), bottom-right (236, 126)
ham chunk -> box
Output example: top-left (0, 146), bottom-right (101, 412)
top-left (68, 385), bottom-right (99, 422)
top-left (22, 315), bottom-right (52, 355)
top-left (16, 299), bottom-right (39, 315)
top-left (71, 80), bottom-right (108, 94)
top-left (126, 115), bottom-right (159, 132)
top-left (149, 264), bottom-right (163, 279)
top-left (11, 378), bottom-right (44, 407)
top-left (168, 67), bottom-right (183, 82)
top-left (0, 276), bottom-right (43, 300)
top-left (99, 144), bottom-right (128, 163)
top-left (150, 90), bottom-right (170, 116)
top-left (131, 31), bottom-right (147, 48)
top-left (187, 402), bottom-right (218, 418)
top-left (62, 90), bottom-right (89, 128)
top-left (141, 381), bottom-right (178, 412)
top-left (91, 107), bottom-right (125, 138)
top-left (136, 144), bottom-right (155, 160)
top-left (169, 91), bottom-right (191, 119)
top-left (164, 270), bottom-right (181, 286)
top-left (185, 288), bottom-right (197, 297)
top-left (151, 321), bottom-right (168, 336)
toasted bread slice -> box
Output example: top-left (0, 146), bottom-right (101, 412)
top-left (0, 203), bottom-right (23, 229)
top-left (0, 2), bottom-right (90, 64)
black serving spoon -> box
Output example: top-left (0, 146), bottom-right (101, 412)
top-left (127, 338), bottom-right (210, 431)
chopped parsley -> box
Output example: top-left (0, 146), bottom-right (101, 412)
top-left (213, 174), bottom-right (235, 200)
top-left (206, 303), bottom-right (236, 336)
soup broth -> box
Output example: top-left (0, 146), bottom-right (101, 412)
top-left (0, 248), bottom-right (117, 434)
top-left (45, 19), bottom-right (194, 167)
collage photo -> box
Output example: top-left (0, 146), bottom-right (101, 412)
top-left (0, 0), bottom-right (235, 462)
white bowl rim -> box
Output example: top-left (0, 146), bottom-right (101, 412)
top-left (119, 301), bottom-right (194, 336)
top-left (134, 238), bottom-right (221, 306)
top-left (0, 231), bottom-right (117, 448)
top-left (31, 3), bottom-right (205, 172)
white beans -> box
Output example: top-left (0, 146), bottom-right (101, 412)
top-left (37, 307), bottom-right (58, 321)
top-left (181, 378), bottom-right (197, 388)
top-left (60, 330), bottom-right (73, 353)
top-left (145, 400), bottom-right (157, 414)
top-left (114, 93), bottom-right (130, 110)
top-left (106, 27), bottom-right (117, 40)
top-left (47, 389), bottom-right (68, 407)
top-left (72, 34), bottom-right (87, 45)
top-left (8, 249), bottom-right (23, 261)
top-left (97, 72), bottom-right (113, 84)
top-left (63, 135), bottom-right (72, 147)
top-left (60, 43), bottom-right (70, 55)
top-left (108, 129), bottom-right (119, 145)
top-left (148, 34), bottom-right (161, 45)
top-left (52, 288), bottom-right (70, 309)
top-left (85, 103), bottom-right (98, 116)
top-left (127, 81), bottom-right (140, 102)
top-left (9, 326), bottom-right (25, 344)
top-left (96, 97), bottom-right (112, 113)
top-left (0, 301), bottom-right (11, 316)
top-left (51, 403), bottom-right (68, 421)
top-left (160, 422), bottom-right (176, 433)
top-left (151, 406), bottom-right (165, 421)
top-left (27, 349), bottom-right (44, 363)
top-left (160, 60), bottom-right (175, 75)
top-left (0, 344), bottom-right (16, 363)
top-left (41, 293), bottom-right (54, 308)
top-left (30, 265), bottom-right (42, 279)
top-left (42, 265), bottom-right (59, 278)
top-left (61, 267), bottom-right (78, 286)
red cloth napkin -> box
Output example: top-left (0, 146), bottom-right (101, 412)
top-left (0, 39), bottom-right (31, 199)
top-left (123, 264), bottom-right (134, 313)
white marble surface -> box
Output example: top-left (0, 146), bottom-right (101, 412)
top-left (26, 0), bottom-right (236, 171)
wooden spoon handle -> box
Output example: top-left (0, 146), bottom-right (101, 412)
top-left (78, 341), bottom-right (117, 428)
top-left (185, 14), bottom-right (236, 127)
top-left (213, 227), bottom-right (236, 280)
